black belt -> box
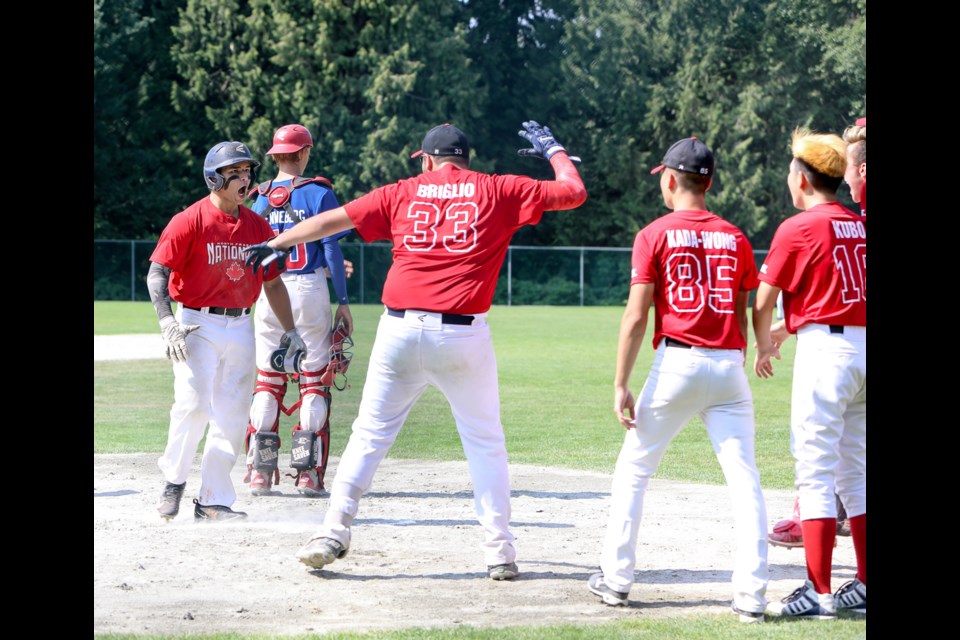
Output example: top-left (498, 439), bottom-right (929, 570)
top-left (665, 337), bottom-right (693, 349)
top-left (386, 307), bottom-right (475, 326)
top-left (829, 325), bottom-right (844, 334)
top-left (184, 306), bottom-right (251, 317)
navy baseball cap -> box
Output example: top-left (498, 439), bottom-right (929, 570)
top-left (650, 136), bottom-right (715, 177)
top-left (410, 123), bottom-right (470, 159)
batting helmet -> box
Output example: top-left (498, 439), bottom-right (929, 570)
top-left (267, 124), bottom-right (314, 155)
top-left (203, 141), bottom-right (260, 191)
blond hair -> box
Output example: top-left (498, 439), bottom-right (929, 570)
top-left (791, 127), bottom-right (846, 178)
top-left (843, 122), bottom-right (866, 166)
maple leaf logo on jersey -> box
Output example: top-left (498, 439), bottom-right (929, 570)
top-left (225, 262), bottom-right (246, 281)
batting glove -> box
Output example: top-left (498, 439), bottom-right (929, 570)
top-left (517, 120), bottom-right (566, 161)
top-left (160, 316), bottom-right (200, 363)
top-left (280, 328), bottom-right (307, 357)
top-left (243, 242), bottom-right (290, 273)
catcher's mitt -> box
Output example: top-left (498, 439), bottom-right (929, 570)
top-left (320, 318), bottom-right (354, 390)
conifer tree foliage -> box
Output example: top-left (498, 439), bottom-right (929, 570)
top-left (171, 0), bottom-right (484, 204)
top-left (94, 0), bottom-right (865, 247)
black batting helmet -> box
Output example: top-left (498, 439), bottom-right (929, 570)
top-left (203, 141), bottom-right (260, 191)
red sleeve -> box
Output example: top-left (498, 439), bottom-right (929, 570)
top-left (344, 186), bottom-right (394, 242)
top-left (542, 153), bottom-right (587, 211)
top-left (760, 217), bottom-right (807, 293)
top-left (630, 227), bottom-right (658, 285)
top-left (149, 210), bottom-right (194, 272)
top-left (739, 233), bottom-right (759, 291)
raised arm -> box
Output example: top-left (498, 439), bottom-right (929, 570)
top-left (517, 120), bottom-right (587, 211)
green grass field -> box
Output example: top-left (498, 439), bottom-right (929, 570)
top-left (94, 302), bottom-right (864, 640)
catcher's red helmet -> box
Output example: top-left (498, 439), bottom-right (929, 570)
top-left (267, 124), bottom-right (314, 155)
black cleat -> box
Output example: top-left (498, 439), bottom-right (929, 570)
top-left (193, 498), bottom-right (247, 522)
top-left (157, 481), bottom-right (186, 520)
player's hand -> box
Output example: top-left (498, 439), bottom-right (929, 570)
top-left (753, 344), bottom-right (781, 379)
top-left (769, 321), bottom-right (789, 349)
top-left (281, 328), bottom-right (307, 356)
top-left (160, 317), bottom-right (199, 363)
top-left (614, 386), bottom-right (636, 429)
top-left (324, 259), bottom-right (354, 280)
top-left (334, 304), bottom-right (353, 336)
top-left (243, 242), bottom-right (290, 273)
top-left (518, 120), bottom-right (567, 161)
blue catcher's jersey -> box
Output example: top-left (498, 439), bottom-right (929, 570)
top-left (250, 178), bottom-right (349, 274)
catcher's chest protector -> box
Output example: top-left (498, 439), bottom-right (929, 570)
top-left (253, 176), bottom-right (333, 224)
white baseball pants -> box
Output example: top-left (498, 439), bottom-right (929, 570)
top-left (599, 341), bottom-right (769, 612)
top-left (791, 324), bottom-right (866, 520)
top-left (157, 307), bottom-right (256, 507)
top-left (317, 309), bottom-right (517, 566)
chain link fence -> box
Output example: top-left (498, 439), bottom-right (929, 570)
top-left (94, 240), bottom-right (769, 306)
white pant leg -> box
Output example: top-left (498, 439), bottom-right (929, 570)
top-left (157, 312), bottom-right (220, 485)
top-left (600, 345), bottom-right (700, 592)
top-left (833, 332), bottom-right (867, 519)
top-left (318, 313), bottom-right (429, 544)
top-left (701, 352), bottom-right (768, 612)
top-left (792, 327), bottom-right (867, 520)
top-left (427, 319), bottom-right (515, 566)
top-left (199, 315), bottom-right (256, 506)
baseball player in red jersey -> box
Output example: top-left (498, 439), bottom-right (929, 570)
top-left (587, 137), bottom-right (769, 622)
top-left (244, 121), bottom-right (586, 579)
top-left (148, 141), bottom-right (307, 522)
top-left (843, 117), bottom-right (866, 216)
top-left (767, 116), bottom-right (865, 549)
top-left (244, 124), bottom-right (353, 498)
top-left (753, 128), bottom-right (866, 618)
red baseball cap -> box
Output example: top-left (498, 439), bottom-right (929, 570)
top-left (267, 124), bottom-right (314, 155)
top-left (855, 117), bottom-right (866, 126)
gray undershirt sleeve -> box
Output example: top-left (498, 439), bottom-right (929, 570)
top-left (147, 262), bottom-right (174, 324)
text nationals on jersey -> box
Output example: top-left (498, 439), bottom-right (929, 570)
top-left (207, 242), bottom-right (252, 264)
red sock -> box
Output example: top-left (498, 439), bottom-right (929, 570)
top-left (802, 518), bottom-right (836, 594)
top-left (849, 513), bottom-right (866, 583)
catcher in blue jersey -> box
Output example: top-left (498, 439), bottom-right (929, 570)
top-left (244, 124), bottom-right (354, 497)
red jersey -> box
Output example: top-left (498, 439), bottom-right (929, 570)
top-left (345, 163), bottom-right (555, 314)
top-left (631, 209), bottom-right (758, 349)
top-left (150, 197), bottom-right (281, 308)
top-left (759, 201), bottom-right (866, 332)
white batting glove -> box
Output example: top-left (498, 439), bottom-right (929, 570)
top-left (280, 328), bottom-right (307, 357)
top-left (160, 316), bottom-right (200, 363)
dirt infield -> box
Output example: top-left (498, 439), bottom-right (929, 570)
top-left (93, 451), bottom-right (858, 636)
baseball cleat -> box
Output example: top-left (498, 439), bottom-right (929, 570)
top-left (587, 572), bottom-right (628, 606)
top-left (193, 499), bottom-right (248, 522)
top-left (834, 579), bottom-right (866, 614)
top-left (731, 602), bottom-right (765, 623)
top-left (487, 562), bottom-right (519, 581)
top-left (249, 471), bottom-right (274, 497)
top-left (295, 470), bottom-right (325, 497)
top-left (768, 518), bottom-right (804, 548)
top-left (297, 537), bottom-right (348, 569)
top-left (774, 581), bottom-right (837, 619)
top-left (157, 481), bottom-right (186, 520)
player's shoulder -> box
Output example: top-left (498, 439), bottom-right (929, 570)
top-left (291, 176), bottom-right (335, 192)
